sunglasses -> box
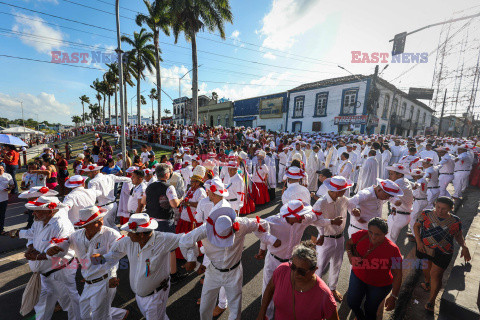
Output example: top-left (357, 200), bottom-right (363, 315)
top-left (289, 261), bottom-right (314, 277)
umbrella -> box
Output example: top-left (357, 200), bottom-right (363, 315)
top-left (0, 134), bottom-right (28, 147)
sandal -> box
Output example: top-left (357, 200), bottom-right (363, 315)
top-left (425, 302), bottom-right (434, 312)
top-left (420, 282), bottom-right (431, 292)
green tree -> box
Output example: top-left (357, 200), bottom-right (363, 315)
top-left (149, 88), bottom-right (158, 123)
top-left (136, 0), bottom-right (170, 125)
top-left (71, 115), bottom-right (82, 126)
top-left (105, 63), bottom-right (119, 124)
top-left (170, 0), bottom-right (233, 124)
top-left (91, 79), bottom-right (103, 123)
top-left (89, 103), bottom-right (101, 125)
top-left (79, 95), bottom-right (90, 126)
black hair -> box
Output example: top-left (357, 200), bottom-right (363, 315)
top-left (318, 168), bottom-right (333, 178)
top-left (133, 169), bottom-right (145, 178)
top-left (368, 217), bottom-right (388, 234)
top-left (342, 152), bottom-right (349, 159)
top-left (290, 159), bottom-right (301, 168)
top-left (436, 196), bottom-right (454, 209)
top-left (372, 142), bottom-right (381, 150)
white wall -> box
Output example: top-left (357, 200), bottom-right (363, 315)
top-left (287, 80), bottom-right (368, 133)
top-left (255, 114), bottom-right (286, 132)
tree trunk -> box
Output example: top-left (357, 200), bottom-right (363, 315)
top-left (108, 94), bottom-right (111, 125)
top-left (137, 70), bottom-right (141, 125)
top-left (124, 81), bottom-right (128, 125)
top-left (102, 94), bottom-right (106, 125)
top-left (81, 102), bottom-right (85, 126)
top-left (154, 33), bottom-right (162, 125)
top-left (191, 32), bottom-right (198, 125)
top-left (114, 83), bottom-right (118, 126)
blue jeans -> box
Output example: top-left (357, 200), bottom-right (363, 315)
top-left (347, 271), bottom-right (392, 320)
top-left (0, 200), bottom-right (7, 232)
top-left (6, 164), bottom-right (18, 194)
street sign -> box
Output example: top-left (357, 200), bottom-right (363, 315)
top-left (392, 32), bottom-right (407, 56)
top-left (334, 115), bottom-right (368, 125)
top-left (408, 88), bottom-right (434, 100)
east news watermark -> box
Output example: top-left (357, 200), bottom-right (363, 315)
top-left (50, 51), bottom-right (129, 64)
top-left (351, 51), bottom-right (428, 63)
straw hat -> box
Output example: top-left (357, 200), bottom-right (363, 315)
top-left (376, 178), bottom-right (404, 197)
top-left (323, 176), bottom-right (353, 192)
top-left (65, 175), bottom-right (86, 189)
top-left (82, 164), bottom-right (103, 172)
top-left (279, 200), bottom-right (312, 220)
top-left (74, 206), bottom-right (107, 227)
top-left (208, 177), bottom-right (229, 197)
top-left (205, 207), bottom-right (237, 247)
top-left (120, 213), bottom-right (158, 233)
top-left (25, 196), bottom-right (67, 211)
top-left (19, 186), bottom-right (58, 199)
top-left (285, 166), bottom-right (305, 179)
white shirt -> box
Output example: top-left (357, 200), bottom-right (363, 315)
top-left (63, 187), bottom-right (100, 223)
top-left (59, 226), bottom-right (121, 281)
top-left (181, 166), bottom-right (193, 186)
top-left (195, 197), bottom-right (214, 223)
top-left (180, 187), bottom-right (207, 221)
top-left (454, 152), bottom-right (473, 171)
top-left (180, 199), bottom-right (277, 269)
top-left (19, 213), bottom-right (75, 273)
top-left (225, 173), bottom-right (245, 212)
top-left (127, 182), bottom-right (147, 213)
top-left (88, 173), bottom-right (131, 205)
top-left (252, 163), bottom-right (269, 183)
top-left (316, 183), bottom-right (328, 198)
top-left (424, 166), bottom-right (439, 188)
top-left (140, 152), bottom-right (150, 164)
top-left (348, 186), bottom-right (387, 230)
top-left (104, 231), bottom-right (184, 297)
top-left (439, 155), bottom-right (455, 174)
top-left (0, 173), bottom-right (13, 202)
top-left (312, 193), bottom-right (349, 236)
top-left (391, 178), bottom-right (413, 213)
top-left (413, 176), bottom-right (428, 199)
top-left (419, 149), bottom-right (439, 165)
top-left (337, 160), bottom-right (353, 179)
top-left (282, 182), bottom-right (310, 204)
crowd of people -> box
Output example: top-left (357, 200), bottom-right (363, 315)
top-left (4, 124), bottom-right (478, 320)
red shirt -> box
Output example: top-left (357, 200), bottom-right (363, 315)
top-left (351, 230), bottom-right (402, 287)
top-left (4, 150), bottom-right (19, 165)
top-left (272, 263), bottom-right (337, 320)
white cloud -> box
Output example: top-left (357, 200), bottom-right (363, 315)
top-left (0, 92), bottom-right (73, 123)
top-left (145, 64), bottom-right (193, 97)
top-left (263, 52), bottom-right (277, 60)
top-left (231, 30), bottom-right (240, 39)
top-left (259, 0), bottom-right (326, 50)
top-left (12, 13), bottom-right (64, 54)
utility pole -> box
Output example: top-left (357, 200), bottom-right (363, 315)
top-left (437, 89), bottom-right (447, 136)
top-left (365, 65), bottom-right (379, 135)
top-left (115, 0), bottom-right (127, 173)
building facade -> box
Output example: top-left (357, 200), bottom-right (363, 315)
top-left (173, 95), bottom-right (212, 125)
top-left (233, 92), bottom-right (287, 132)
top-left (199, 100), bottom-right (233, 128)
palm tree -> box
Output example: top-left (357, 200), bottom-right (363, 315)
top-left (83, 112), bottom-right (91, 125)
top-left (71, 115), bottom-right (82, 126)
top-left (121, 52), bottom-right (135, 124)
top-left (99, 80), bottom-right (109, 125)
top-left (121, 28), bottom-right (156, 125)
top-left (79, 95), bottom-right (90, 126)
top-left (136, 0), bottom-right (170, 125)
top-left (91, 78), bottom-right (103, 122)
top-left (164, 108), bottom-right (171, 116)
top-left (170, 0), bottom-right (233, 124)
top-left (106, 63), bottom-right (119, 125)
top-left (149, 88), bottom-right (157, 123)
top-left (89, 103), bottom-right (101, 125)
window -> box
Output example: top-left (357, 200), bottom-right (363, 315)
top-left (314, 93), bottom-right (328, 116)
top-left (416, 109), bottom-right (420, 121)
top-left (401, 103), bottom-right (407, 118)
top-left (217, 115), bottom-right (221, 126)
top-left (342, 90), bottom-right (357, 115)
top-left (293, 96), bottom-right (304, 118)
top-left (292, 121), bottom-right (302, 132)
top-left (392, 98), bottom-right (398, 115)
top-left (312, 122), bottom-right (322, 131)
top-left (422, 112), bottom-right (426, 124)
top-left (410, 106), bottom-right (414, 119)
top-left (225, 114), bottom-right (229, 127)
top-left (382, 94), bottom-right (390, 119)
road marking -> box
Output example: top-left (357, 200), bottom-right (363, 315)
top-left (0, 284), bottom-right (27, 297)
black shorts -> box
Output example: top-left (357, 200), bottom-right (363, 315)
top-left (416, 248), bottom-right (453, 270)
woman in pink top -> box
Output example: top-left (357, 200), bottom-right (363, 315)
top-left (257, 241), bottom-right (339, 320)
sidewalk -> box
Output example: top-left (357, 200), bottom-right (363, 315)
top-left (392, 186), bottom-right (480, 320)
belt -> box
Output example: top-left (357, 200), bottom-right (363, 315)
top-left (392, 210), bottom-right (411, 215)
top-left (428, 186), bottom-right (439, 189)
top-left (440, 173), bottom-right (453, 175)
top-left (141, 277), bottom-right (170, 297)
top-left (279, 163), bottom-right (286, 166)
top-left (350, 224), bottom-right (364, 231)
top-left (42, 257), bottom-right (75, 277)
top-left (455, 170), bottom-right (470, 172)
top-left (212, 260), bottom-right (241, 272)
top-left (414, 198), bottom-right (427, 201)
top-left (85, 273), bottom-right (108, 284)
top-left (270, 253), bottom-right (289, 263)
top-left (325, 234), bottom-right (343, 239)
top-left (227, 198), bottom-right (238, 202)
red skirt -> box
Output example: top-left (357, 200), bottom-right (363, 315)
top-left (470, 162), bottom-right (480, 187)
top-left (175, 219), bottom-right (202, 259)
top-left (252, 182), bottom-right (270, 205)
top-left (240, 190), bottom-right (255, 215)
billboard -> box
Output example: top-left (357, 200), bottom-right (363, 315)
top-left (408, 88), bottom-right (434, 100)
top-left (259, 97), bottom-right (283, 118)
top-left (334, 115), bottom-right (368, 125)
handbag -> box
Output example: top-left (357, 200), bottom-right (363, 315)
top-left (20, 272), bottom-right (41, 316)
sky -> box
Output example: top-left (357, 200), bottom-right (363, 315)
top-left (0, 0), bottom-right (479, 124)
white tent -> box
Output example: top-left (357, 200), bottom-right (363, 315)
top-left (0, 126), bottom-right (45, 136)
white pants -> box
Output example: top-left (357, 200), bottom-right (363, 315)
top-left (439, 174), bottom-right (454, 198)
top-left (277, 164), bottom-right (286, 183)
top-left (136, 284), bottom-right (170, 320)
top-left (348, 223), bottom-right (366, 238)
top-left (410, 200), bottom-right (428, 235)
top-left (386, 213), bottom-right (411, 243)
top-left (80, 278), bottom-right (127, 320)
top-left (453, 171), bottom-right (470, 198)
top-left (262, 253), bottom-right (283, 320)
top-left (35, 267), bottom-right (81, 320)
top-left (427, 188), bottom-right (440, 209)
top-left (315, 236), bottom-right (345, 291)
top-left (202, 254), bottom-right (228, 309)
top-left (200, 263), bottom-right (243, 320)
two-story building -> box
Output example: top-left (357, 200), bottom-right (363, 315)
top-left (233, 92), bottom-right (287, 131)
top-left (173, 95), bottom-right (212, 125)
top-left (199, 98), bottom-right (234, 128)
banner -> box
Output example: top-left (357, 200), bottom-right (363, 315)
top-left (259, 97), bottom-right (283, 119)
top-left (334, 115), bottom-right (368, 125)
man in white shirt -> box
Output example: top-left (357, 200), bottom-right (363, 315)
top-left (337, 152), bottom-right (353, 179)
top-left (421, 158), bottom-right (440, 209)
top-left (63, 175), bottom-right (100, 223)
top-left (282, 166), bottom-right (310, 204)
top-left (224, 161), bottom-right (245, 214)
top-left (47, 206), bottom-right (127, 320)
top-left (306, 145), bottom-right (320, 191)
top-left (385, 164), bottom-right (414, 243)
top-left (453, 145), bottom-right (473, 201)
top-left (0, 163), bottom-right (14, 234)
top-left (140, 145), bottom-right (150, 164)
top-left (14, 197), bottom-right (81, 320)
top-left (277, 148), bottom-right (289, 183)
top-left (311, 168), bottom-right (333, 200)
top-left (324, 140), bottom-right (338, 171)
top-left (436, 148), bottom-right (455, 198)
top-left (180, 177), bottom-right (278, 320)
top-left (355, 150), bottom-right (378, 193)
top-left (128, 170), bottom-right (147, 214)
top-left (418, 143), bottom-right (439, 165)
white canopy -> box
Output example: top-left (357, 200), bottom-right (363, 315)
top-left (0, 126), bottom-right (45, 135)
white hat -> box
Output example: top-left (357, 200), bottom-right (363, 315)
top-left (126, 166), bottom-right (139, 173)
top-left (226, 160), bottom-right (238, 168)
top-left (410, 168), bottom-right (425, 176)
top-left (385, 163), bottom-right (410, 175)
top-left (208, 177), bottom-right (229, 197)
top-left (25, 196), bottom-right (67, 211)
top-left (207, 152), bottom-right (217, 159)
top-left (324, 176), bottom-right (353, 192)
top-left (205, 207), bottom-right (237, 247)
top-left (419, 158), bottom-right (434, 165)
top-left (376, 178), bottom-right (404, 197)
top-left (82, 164), bottom-right (103, 172)
top-left (76, 154), bottom-right (85, 160)
top-left (65, 175), bottom-right (86, 188)
top-left (285, 166), bottom-right (305, 180)
top-left (292, 153), bottom-right (302, 162)
top-left (238, 151), bottom-right (248, 160)
top-left (191, 155), bottom-right (200, 162)
top-left (191, 165), bottom-right (206, 183)
top-left (279, 200), bottom-right (312, 220)
top-left (143, 168), bottom-right (154, 175)
top-left (257, 150), bottom-right (266, 158)
top-left (74, 205), bottom-right (107, 227)
top-left (120, 213), bottom-right (158, 233)
top-left (19, 186), bottom-right (58, 199)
